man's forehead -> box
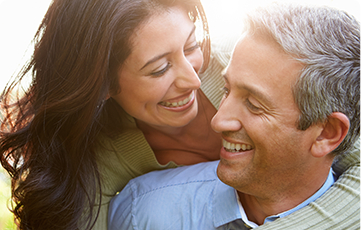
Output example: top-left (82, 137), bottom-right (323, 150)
top-left (224, 32), bottom-right (304, 103)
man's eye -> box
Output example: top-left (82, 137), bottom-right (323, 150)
top-left (246, 98), bottom-right (261, 112)
top-left (150, 62), bottom-right (172, 77)
top-left (221, 87), bottom-right (230, 98)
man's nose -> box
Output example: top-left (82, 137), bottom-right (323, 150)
top-left (211, 96), bottom-right (242, 133)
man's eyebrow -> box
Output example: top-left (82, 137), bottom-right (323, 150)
top-left (139, 25), bottom-right (197, 71)
top-left (223, 73), bottom-right (272, 105)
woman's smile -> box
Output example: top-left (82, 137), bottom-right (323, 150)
top-left (158, 90), bottom-right (195, 111)
top-left (111, 6), bottom-right (203, 128)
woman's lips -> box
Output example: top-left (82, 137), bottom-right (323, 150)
top-left (158, 91), bottom-right (196, 112)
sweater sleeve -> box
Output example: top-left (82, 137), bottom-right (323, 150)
top-left (82, 109), bottom-right (178, 230)
top-left (200, 34), bottom-right (239, 109)
top-left (258, 139), bottom-right (360, 229)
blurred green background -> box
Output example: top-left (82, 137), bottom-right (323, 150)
top-left (0, 167), bottom-right (16, 229)
top-left (0, 1), bottom-right (359, 230)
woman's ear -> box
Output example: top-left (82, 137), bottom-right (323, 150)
top-left (311, 112), bottom-right (350, 158)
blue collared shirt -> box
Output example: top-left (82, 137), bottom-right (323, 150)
top-left (108, 161), bottom-right (335, 230)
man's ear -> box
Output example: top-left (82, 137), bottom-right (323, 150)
top-left (311, 112), bottom-right (350, 158)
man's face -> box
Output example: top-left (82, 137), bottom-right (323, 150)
top-left (211, 34), bottom-right (321, 197)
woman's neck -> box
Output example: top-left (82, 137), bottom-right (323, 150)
top-left (135, 119), bottom-right (186, 136)
top-left (135, 90), bottom-right (221, 165)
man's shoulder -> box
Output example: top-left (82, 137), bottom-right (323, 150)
top-left (108, 161), bottom-right (222, 229)
top-left (128, 160), bottom-right (220, 196)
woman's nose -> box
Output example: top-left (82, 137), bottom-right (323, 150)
top-left (173, 57), bottom-right (201, 90)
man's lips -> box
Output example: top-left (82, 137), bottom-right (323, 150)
top-left (222, 138), bottom-right (253, 152)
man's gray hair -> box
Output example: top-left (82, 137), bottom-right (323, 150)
top-left (244, 4), bottom-right (360, 156)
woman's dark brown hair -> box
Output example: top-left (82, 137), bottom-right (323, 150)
top-left (0, 0), bottom-right (210, 229)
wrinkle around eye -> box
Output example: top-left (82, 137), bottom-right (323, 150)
top-left (245, 98), bottom-right (264, 114)
top-left (246, 99), bottom-right (279, 122)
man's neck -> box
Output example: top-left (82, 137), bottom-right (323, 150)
top-left (238, 192), bottom-right (290, 225)
top-left (237, 169), bottom-right (332, 225)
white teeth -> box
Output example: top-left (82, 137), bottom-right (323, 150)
top-left (242, 144), bottom-right (247, 151)
top-left (224, 139), bottom-right (231, 149)
top-left (230, 143), bottom-right (235, 150)
top-left (223, 139), bottom-right (252, 152)
top-left (160, 93), bottom-right (193, 108)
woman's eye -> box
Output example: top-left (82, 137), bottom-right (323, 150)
top-left (150, 62), bottom-right (172, 77)
top-left (221, 87), bottom-right (230, 98)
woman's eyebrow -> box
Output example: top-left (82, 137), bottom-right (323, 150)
top-left (140, 52), bottom-right (171, 71)
top-left (139, 25), bottom-right (196, 71)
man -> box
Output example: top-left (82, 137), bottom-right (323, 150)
top-left (108, 4), bottom-right (360, 229)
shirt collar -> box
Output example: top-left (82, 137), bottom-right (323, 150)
top-left (264, 168), bottom-right (336, 223)
top-left (212, 166), bottom-right (336, 227)
top-left (212, 174), bottom-right (242, 227)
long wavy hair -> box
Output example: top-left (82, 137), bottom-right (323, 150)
top-left (0, 0), bottom-right (210, 229)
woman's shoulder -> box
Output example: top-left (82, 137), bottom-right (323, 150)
top-left (210, 34), bottom-right (239, 67)
top-left (200, 34), bottom-right (240, 109)
top-left (95, 132), bottom-right (177, 193)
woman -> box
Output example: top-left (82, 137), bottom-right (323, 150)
top-left (0, 0), bottom-right (359, 229)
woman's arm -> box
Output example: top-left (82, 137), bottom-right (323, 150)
top-left (258, 139), bottom-right (360, 229)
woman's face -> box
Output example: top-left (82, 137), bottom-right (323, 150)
top-left (111, 6), bottom-right (203, 130)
